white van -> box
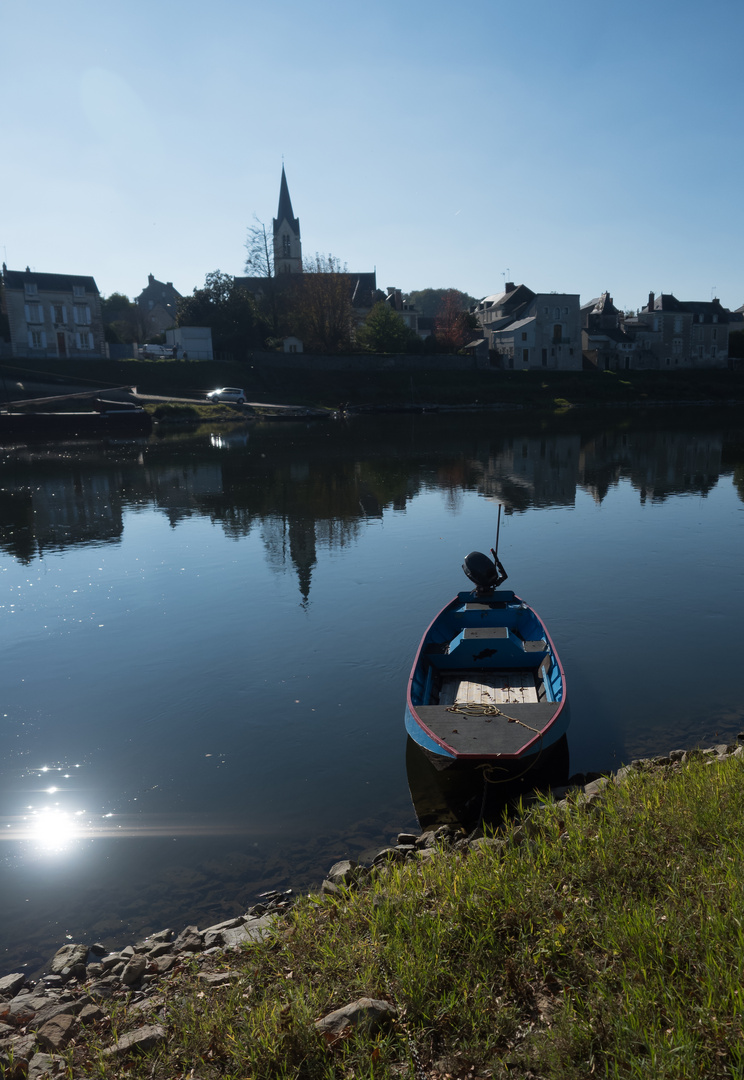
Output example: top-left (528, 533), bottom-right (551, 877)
top-left (140, 344), bottom-right (171, 358)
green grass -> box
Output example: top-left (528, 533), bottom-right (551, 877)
top-left (63, 751), bottom-right (744, 1079)
top-left (145, 401), bottom-right (244, 422)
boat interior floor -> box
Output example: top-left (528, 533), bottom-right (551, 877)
top-left (439, 670), bottom-right (538, 706)
top-left (416, 667), bottom-right (560, 758)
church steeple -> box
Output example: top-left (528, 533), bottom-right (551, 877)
top-left (273, 166), bottom-right (302, 275)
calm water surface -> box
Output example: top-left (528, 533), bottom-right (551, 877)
top-left (1, 407), bottom-right (742, 972)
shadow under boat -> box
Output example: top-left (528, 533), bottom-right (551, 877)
top-left (405, 732), bottom-right (571, 832)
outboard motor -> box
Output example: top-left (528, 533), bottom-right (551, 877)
top-left (462, 551), bottom-right (500, 593)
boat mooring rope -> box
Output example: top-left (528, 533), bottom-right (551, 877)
top-left (445, 702), bottom-right (542, 736)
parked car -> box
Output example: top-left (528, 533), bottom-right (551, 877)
top-left (140, 344), bottom-right (171, 358)
top-left (206, 387), bottom-right (246, 404)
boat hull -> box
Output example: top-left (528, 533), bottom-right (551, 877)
top-left (406, 734), bottom-right (571, 830)
top-left (406, 588), bottom-right (568, 772)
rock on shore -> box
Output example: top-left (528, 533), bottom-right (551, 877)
top-left (1, 740), bottom-right (742, 1076)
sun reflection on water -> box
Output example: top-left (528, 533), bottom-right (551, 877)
top-left (27, 806), bottom-right (82, 852)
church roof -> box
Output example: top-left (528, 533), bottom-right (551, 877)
top-left (273, 166), bottom-right (300, 236)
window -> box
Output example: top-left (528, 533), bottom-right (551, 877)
top-left (25, 303), bottom-right (43, 323)
top-left (73, 285), bottom-right (85, 298)
top-left (30, 330), bottom-right (44, 348)
top-left (521, 332), bottom-right (527, 341)
top-left (674, 317), bottom-right (682, 333)
top-left (522, 348), bottom-right (529, 363)
top-left (712, 329), bottom-right (717, 341)
top-left (75, 331), bottom-right (94, 350)
top-left (542, 348), bottom-right (548, 365)
top-left (24, 283), bottom-right (38, 297)
top-left (52, 304), bottom-right (66, 324)
top-left (673, 338), bottom-right (682, 354)
top-left (74, 305), bottom-right (91, 325)
top-left (712, 314), bottom-right (718, 323)
top-left (282, 233), bottom-right (291, 256)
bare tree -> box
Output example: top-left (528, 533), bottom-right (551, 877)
top-left (296, 254), bottom-right (353, 353)
top-left (244, 216), bottom-right (279, 335)
top-left (435, 289), bottom-right (477, 353)
top-left (244, 216), bottom-right (274, 278)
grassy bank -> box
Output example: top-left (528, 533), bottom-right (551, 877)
top-left (3, 356), bottom-right (744, 411)
top-left (47, 749), bottom-right (744, 1079)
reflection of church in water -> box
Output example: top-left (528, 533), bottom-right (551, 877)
top-left (261, 516), bottom-right (317, 605)
top-left (260, 515), bottom-right (363, 605)
top-left (0, 423), bottom-right (737, 593)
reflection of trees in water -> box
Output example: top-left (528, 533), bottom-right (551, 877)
top-left (1, 411), bottom-right (743, 585)
top-left (734, 465), bottom-right (744, 504)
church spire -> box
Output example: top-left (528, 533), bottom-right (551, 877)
top-left (273, 166), bottom-right (302, 275)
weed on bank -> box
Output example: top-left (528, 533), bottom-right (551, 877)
top-left (61, 753), bottom-right (744, 1079)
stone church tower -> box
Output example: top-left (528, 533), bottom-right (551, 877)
top-left (273, 166), bottom-right (302, 275)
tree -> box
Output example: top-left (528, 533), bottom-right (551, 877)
top-left (357, 301), bottom-right (414, 353)
top-left (295, 254), bottom-right (353, 353)
top-left (729, 330), bottom-right (744, 360)
top-left (176, 271), bottom-right (268, 358)
top-left (434, 290), bottom-right (479, 352)
top-left (244, 217), bottom-right (274, 279)
top-left (0, 280), bottom-right (10, 342)
top-left (244, 217), bottom-right (280, 335)
top-left (407, 287), bottom-right (477, 318)
top-left (101, 292), bottom-right (143, 344)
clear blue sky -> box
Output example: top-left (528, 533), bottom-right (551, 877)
top-left (2, 0), bottom-right (742, 312)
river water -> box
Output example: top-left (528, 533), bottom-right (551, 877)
top-left (1, 406), bottom-right (742, 974)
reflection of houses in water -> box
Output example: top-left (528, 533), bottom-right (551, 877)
top-left (0, 458), bottom-right (226, 562)
top-left (0, 418), bottom-right (734, 582)
top-left (0, 471), bottom-right (124, 561)
top-left (578, 430), bottom-right (723, 503)
top-left (139, 463), bottom-right (224, 527)
top-left (470, 433), bottom-right (582, 511)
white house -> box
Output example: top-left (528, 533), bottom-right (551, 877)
top-left (1, 264), bottom-right (106, 359)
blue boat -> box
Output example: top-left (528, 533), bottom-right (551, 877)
top-left (405, 550), bottom-right (568, 775)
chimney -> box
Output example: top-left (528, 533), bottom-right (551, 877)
top-left (648, 291), bottom-right (655, 311)
top-left (504, 281), bottom-right (516, 292)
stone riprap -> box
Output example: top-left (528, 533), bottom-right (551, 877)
top-left (1, 741), bottom-right (741, 1076)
